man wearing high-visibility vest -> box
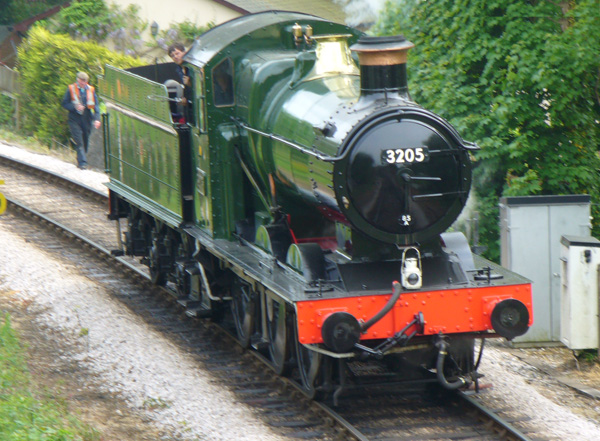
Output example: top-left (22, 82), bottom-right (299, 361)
top-left (61, 72), bottom-right (101, 170)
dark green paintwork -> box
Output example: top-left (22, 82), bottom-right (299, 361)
top-left (100, 11), bottom-right (365, 243)
top-left (99, 65), bottom-right (174, 124)
top-left (99, 65), bottom-right (184, 227)
top-left (101, 11), bottom-right (469, 253)
top-left (184, 12), bottom-right (364, 241)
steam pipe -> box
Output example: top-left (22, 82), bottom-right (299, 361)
top-left (360, 281), bottom-right (401, 332)
top-left (435, 338), bottom-right (472, 390)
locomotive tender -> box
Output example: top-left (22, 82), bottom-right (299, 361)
top-left (100, 11), bottom-right (533, 399)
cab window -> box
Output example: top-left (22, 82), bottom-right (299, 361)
top-left (212, 58), bottom-right (234, 107)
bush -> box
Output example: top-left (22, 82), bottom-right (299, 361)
top-left (17, 26), bottom-right (143, 145)
top-left (0, 94), bottom-right (16, 127)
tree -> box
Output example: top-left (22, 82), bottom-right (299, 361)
top-left (42, 0), bottom-right (213, 57)
top-left (375, 0), bottom-right (600, 261)
top-left (0, 0), bottom-right (65, 25)
top-left (43, 0), bottom-right (148, 56)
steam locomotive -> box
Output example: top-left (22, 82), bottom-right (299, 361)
top-left (99, 11), bottom-right (533, 400)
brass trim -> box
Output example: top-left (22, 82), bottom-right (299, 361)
top-left (354, 43), bottom-right (415, 66)
top-left (313, 35), bottom-right (359, 76)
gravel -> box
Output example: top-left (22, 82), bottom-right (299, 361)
top-left (480, 346), bottom-right (600, 440)
top-left (0, 142), bottom-right (109, 194)
top-left (2, 140), bottom-right (600, 440)
top-left (0, 141), bottom-right (284, 441)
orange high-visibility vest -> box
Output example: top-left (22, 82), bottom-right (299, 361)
top-left (68, 83), bottom-right (96, 114)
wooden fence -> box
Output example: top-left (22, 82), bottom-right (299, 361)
top-left (0, 65), bottom-right (20, 129)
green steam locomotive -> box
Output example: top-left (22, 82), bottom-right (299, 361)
top-left (100, 11), bottom-right (532, 400)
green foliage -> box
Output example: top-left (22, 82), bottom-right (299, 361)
top-left (0, 95), bottom-right (16, 127)
top-left (143, 396), bottom-right (171, 410)
top-left (0, 0), bottom-right (64, 25)
top-left (576, 349), bottom-right (600, 363)
top-left (41, 0), bottom-right (212, 56)
top-left (176, 20), bottom-right (214, 42)
top-left (51, 0), bottom-right (110, 35)
top-left (375, 0), bottom-right (600, 261)
top-left (17, 26), bottom-right (143, 144)
top-left (43, 0), bottom-right (147, 56)
top-left (505, 169), bottom-right (542, 196)
top-left (0, 314), bottom-right (99, 440)
top-left (152, 20), bottom-right (214, 51)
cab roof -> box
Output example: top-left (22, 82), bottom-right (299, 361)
top-left (218, 1), bottom-right (347, 24)
top-left (184, 11), bottom-right (332, 67)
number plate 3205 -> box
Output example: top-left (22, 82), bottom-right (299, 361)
top-left (382, 147), bottom-right (429, 164)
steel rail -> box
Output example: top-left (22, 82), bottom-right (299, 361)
top-left (4, 196), bottom-right (150, 282)
top-left (458, 390), bottom-right (534, 441)
top-left (0, 153), bottom-right (107, 201)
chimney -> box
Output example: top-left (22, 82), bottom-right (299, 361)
top-left (350, 35), bottom-right (415, 99)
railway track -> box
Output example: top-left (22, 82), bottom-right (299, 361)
top-left (0, 152), bottom-right (543, 441)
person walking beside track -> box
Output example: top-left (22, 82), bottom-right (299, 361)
top-left (61, 72), bottom-right (101, 169)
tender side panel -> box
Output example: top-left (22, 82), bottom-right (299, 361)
top-left (100, 66), bottom-right (184, 223)
top-left (99, 65), bottom-right (173, 124)
top-left (296, 283), bottom-right (533, 344)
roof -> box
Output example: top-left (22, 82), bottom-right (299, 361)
top-left (0, 2), bottom-right (71, 67)
top-left (213, 0), bottom-right (346, 24)
top-left (185, 11), bottom-right (340, 67)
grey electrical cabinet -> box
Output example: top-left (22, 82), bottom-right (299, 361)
top-left (560, 235), bottom-right (600, 350)
top-left (500, 195), bottom-right (591, 344)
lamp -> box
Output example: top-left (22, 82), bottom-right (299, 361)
top-left (150, 21), bottom-right (159, 38)
top-left (401, 247), bottom-right (422, 290)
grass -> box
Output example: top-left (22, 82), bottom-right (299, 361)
top-left (0, 127), bottom-right (74, 163)
top-left (0, 313), bottom-right (100, 441)
top-left (576, 349), bottom-right (600, 364)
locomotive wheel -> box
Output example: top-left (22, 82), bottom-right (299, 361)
top-left (174, 261), bottom-right (191, 299)
top-left (149, 229), bottom-right (168, 286)
top-left (174, 241), bottom-right (193, 299)
top-left (255, 223), bottom-right (293, 262)
top-left (294, 327), bottom-right (323, 399)
top-left (125, 211), bottom-right (148, 256)
top-left (267, 298), bottom-right (290, 375)
top-left (230, 278), bottom-right (256, 348)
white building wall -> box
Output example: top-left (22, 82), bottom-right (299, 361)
top-left (108, 0), bottom-right (241, 36)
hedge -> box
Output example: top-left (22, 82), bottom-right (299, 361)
top-left (17, 26), bottom-right (144, 144)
